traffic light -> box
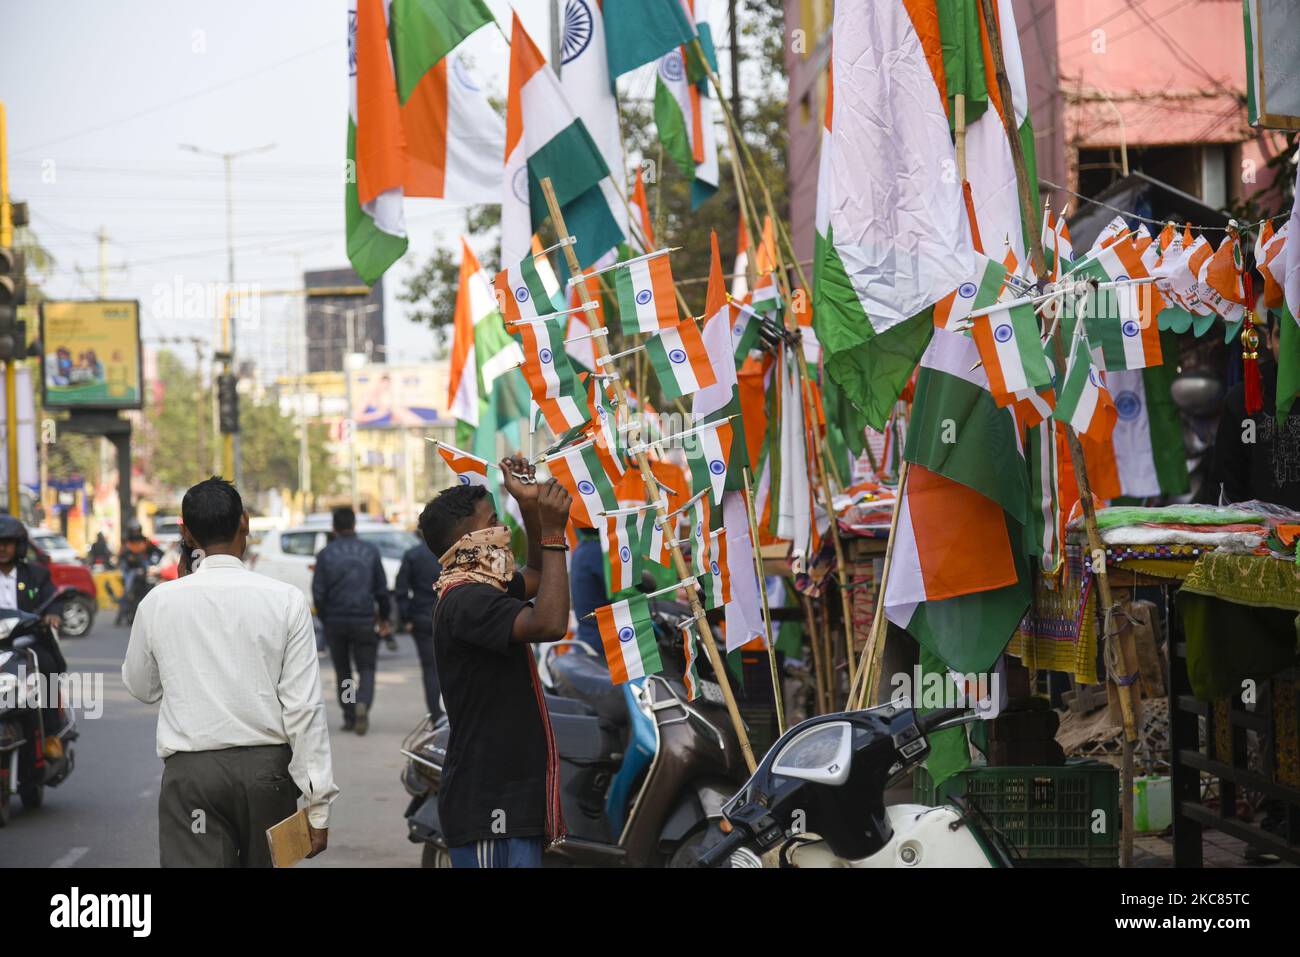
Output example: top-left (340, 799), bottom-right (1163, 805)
top-left (0, 245), bottom-right (25, 321)
top-left (0, 246), bottom-right (24, 362)
top-left (217, 373), bottom-right (240, 434)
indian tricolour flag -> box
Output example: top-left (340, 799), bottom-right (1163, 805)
top-left (448, 238), bottom-right (524, 427)
top-left (596, 591), bottom-right (663, 684)
top-left (970, 302), bottom-right (1051, 401)
top-left (434, 442), bottom-right (490, 486)
top-left (600, 512), bottom-right (642, 594)
top-left (1108, 366), bottom-right (1190, 498)
top-left (653, 6), bottom-right (719, 209)
top-left (700, 527), bottom-right (730, 610)
top-left (647, 321), bottom-right (717, 400)
top-left (640, 502), bottom-right (674, 569)
top-left (813, 0), bottom-right (975, 429)
top-left (685, 418), bottom-right (732, 505)
top-left (1053, 334), bottom-right (1117, 443)
top-left (494, 251), bottom-right (563, 326)
top-left (883, 463), bottom-right (1028, 677)
top-left (932, 254), bottom-right (1009, 332)
top-left (1072, 238), bottom-right (1163, 370)
top-left (502, 13), bottom-right (624, 271)
top-left (614, 253), bottom-right (679, 334)
top-left (514, 318), bottom-right (588, 434)
top-left (547, 440), bottom-right (619, 528)
top-left (346, 0), bottom-right (497, 285)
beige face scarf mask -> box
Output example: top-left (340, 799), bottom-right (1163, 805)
top-left (436, 525), bottom-right (516, 593)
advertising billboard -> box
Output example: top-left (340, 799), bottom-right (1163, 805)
top-left (39, 300), bottom-right (144, 410)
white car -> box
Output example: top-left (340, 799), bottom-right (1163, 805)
top-left (152, 515), bottom-right (184, 549)
top-left (250, 523), bottom-right (421, 616)
top-left (27, 528), bottom-right (79, 565)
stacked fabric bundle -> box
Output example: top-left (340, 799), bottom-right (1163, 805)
top-left (1067, 504), bottom-right (1271, 554)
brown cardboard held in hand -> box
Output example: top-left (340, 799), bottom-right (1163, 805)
top-left (266, 809), bottom-right (313, 868)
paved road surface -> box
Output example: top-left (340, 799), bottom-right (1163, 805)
top-left (1, 618), bottom-right (429, 868)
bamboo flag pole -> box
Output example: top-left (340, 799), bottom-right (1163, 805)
top-left (743, 466), bottom-right (784, 735)
top-left (539, 176), bottom-right (758, 773)
top-left (977, 0), bottom-right (1135, 868)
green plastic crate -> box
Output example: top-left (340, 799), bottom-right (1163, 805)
top-left (913, 760), bottom-right (1119, 867)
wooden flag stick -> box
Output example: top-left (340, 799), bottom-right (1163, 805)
top-left (800, 592), bottom-right (829, 714)
top-left (540, 176), bottom-right (758, 773)
top-left (743, 467), bottom-right (784, 736)
top-left (978, 0), bottom-right (1135, 868)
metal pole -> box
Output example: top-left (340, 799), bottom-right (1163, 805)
top-left (0, 102), bottom-right (17, 518)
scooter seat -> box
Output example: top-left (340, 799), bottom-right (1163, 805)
top-left (548, 652), bottom-right (627, 726)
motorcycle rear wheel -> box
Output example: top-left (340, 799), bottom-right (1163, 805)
top-left (0, 788), bottom-right (10, 827)
top-left (19, 781), bottom-right (44, 809)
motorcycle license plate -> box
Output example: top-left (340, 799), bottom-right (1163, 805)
top-left (699, 680), bottom-right (724, 704)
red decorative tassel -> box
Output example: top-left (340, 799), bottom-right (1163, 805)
top-left (1244, 353), bottom-right (1263, 415)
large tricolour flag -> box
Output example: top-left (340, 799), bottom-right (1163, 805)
top-left (346, 0), bottom-right (497, 284)
top-left (502, 14), bottom-right (624, 271)
top-left (814, 0), bottom-right (974, 332)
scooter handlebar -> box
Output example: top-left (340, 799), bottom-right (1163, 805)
top-left (916, 707), bottom-right (974, 735)
top-left (695, 827), bottom-right (751, 868)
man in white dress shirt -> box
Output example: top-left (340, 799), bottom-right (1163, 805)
top-left (123, 477), bottom-right (338, 867)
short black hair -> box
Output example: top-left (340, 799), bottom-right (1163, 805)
top-left (419, 485), bottom-right (489, 555)
top-left (332, 506), bottom-right (356, 532)
top-left (181, 477), bottom-right (244, 547)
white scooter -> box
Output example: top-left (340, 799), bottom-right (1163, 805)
top-left (698, 700), bottom-right (1015, 868)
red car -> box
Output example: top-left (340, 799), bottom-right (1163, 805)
top-left (29, 543), bottom-right (99, 638)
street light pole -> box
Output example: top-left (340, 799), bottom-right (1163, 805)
top-left (179, 141), bottom-right (275, 490)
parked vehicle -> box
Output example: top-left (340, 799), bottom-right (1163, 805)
top-left (151, 515), bottom-right (184, 549)
top-left (26, 528), bottom-right (78, 565)
top-left (0, 592), bottom-right (79, 825)
top-left (251, 523), bottom-right (419, 610)
top-left (27, 543), bottom-right (98, 639)
top-left (697, 703), bottom-right (1018, 868)
top-left (400, 594), bottom-right (750, 867)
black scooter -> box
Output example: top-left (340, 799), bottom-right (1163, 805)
top-left (698, 702), bottom-right (1016, 868)
top-left (0, 593), bottom-right (78, 826)
top-left (400, 595), bottom-right (751, 867)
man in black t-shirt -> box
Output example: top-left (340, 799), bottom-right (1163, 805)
top-left (419, 455), bottom-right (572, 868)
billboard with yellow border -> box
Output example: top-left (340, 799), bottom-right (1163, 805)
top-left (39, 300), bottom-right (143, 410)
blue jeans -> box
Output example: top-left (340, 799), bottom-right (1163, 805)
top-left (570, 537), bottom-right (608, 658)
top-left (448, 837), bottom-right (543, 868)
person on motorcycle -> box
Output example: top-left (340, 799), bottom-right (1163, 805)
top-left (119, 526), bottom-right (163, 599)
top-left (87, 532), bottom-right (112, 567)
top-left (419, 455), bottom-right (572, 868)
top-left (0, 515), bottom-right (69, 754)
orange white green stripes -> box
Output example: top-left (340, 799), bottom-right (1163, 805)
top-left (596, 592), bottom-right (662, 684)
top-left (613, 253), bottom-right (679, 334)
top-left (547, 441), bottom-right (618, 528)
top-left (685, 418), bottom-right (732, 505)
top-left (599, 512), bottom-right (641, 594)
top-left (646, 320), bottom-right (717, 400)
top-left (434, 442), bottom-right (490, 486)
top-left (1053, 334), bottom-right (1117, 443)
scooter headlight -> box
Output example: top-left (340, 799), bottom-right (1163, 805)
top-left (771, 720), bottom-right (853, 786)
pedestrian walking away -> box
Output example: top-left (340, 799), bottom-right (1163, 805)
top-left (395, 534), bottom-right (442, 721)
top-left (312, 506), bottom-right (392, 735)
top-left (121, 477), bottom-right (337, 868)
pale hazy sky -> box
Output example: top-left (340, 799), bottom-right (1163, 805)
top-left (3, 1), bottom-right (720, 378)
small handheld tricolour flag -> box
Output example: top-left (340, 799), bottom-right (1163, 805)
top-left (640, 500), bottom-right (673, 568)
top-left (646, 320), bottom-right (718, 400)
top-left (513, 317), bottom-right (590, 433)
top-left (431, 441), bottom-right (490, 487)
top-left (494, 252), bottom-right (563, 325)
top-left (1053, 333), bottom-right (1117, 443)
top-left (699, 528), bottom-right (730, 610)
top-left (684, 418), bottom-right (733, 505)
top-left (595, 591), bottom-right (663, 684)
top-left (546, 439), bottom-right (620, 528)
top-left (688, 493), bottom-right (712, 576)
top-left (614, 251), bottom-right (679, 335)
top-left (971, 302), bottom-right (1051, 403)
top-left (584, 374), bottom-right (626, 484)
top-left (731, 298), bottom-right (763, 362)
top-left (681, 625), bottom-right (701, 701)
top-left (599, 512), bottom-right (642, 595)
top-left (933, 255), bottom-right (1008, 332)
